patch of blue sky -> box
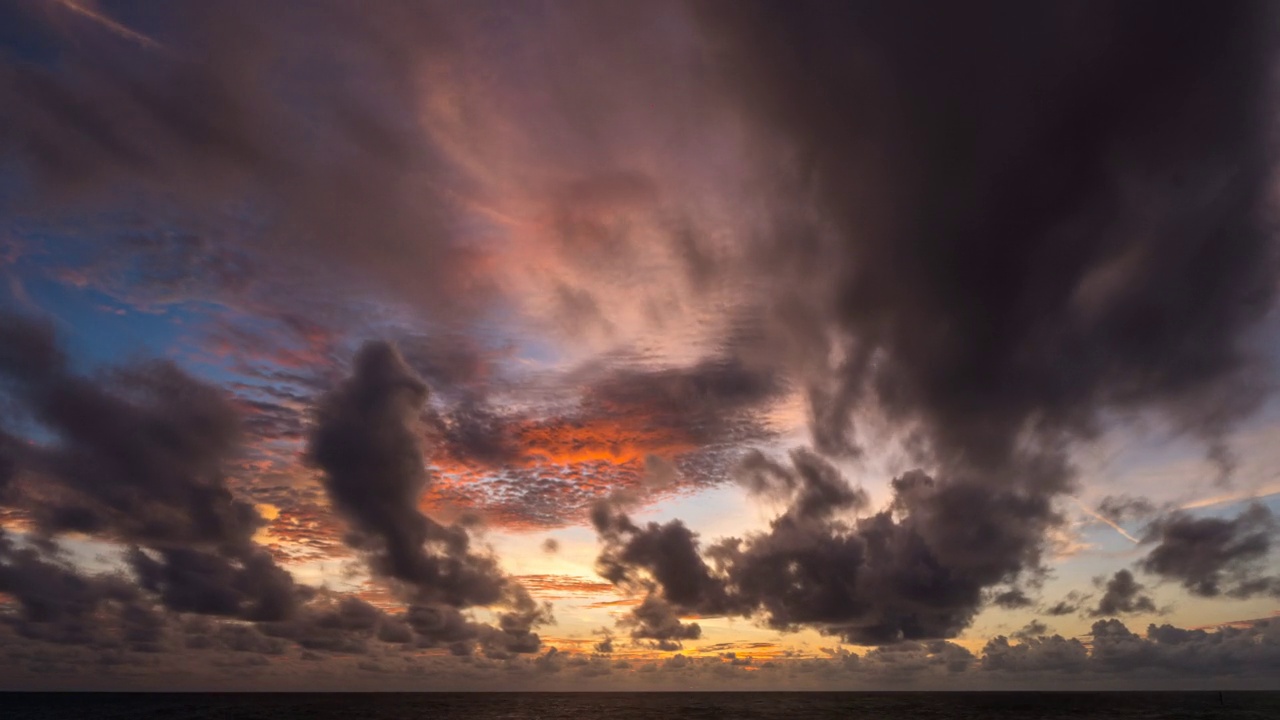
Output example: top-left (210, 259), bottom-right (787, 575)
top-left (5, 261), bottom-right (184, 371)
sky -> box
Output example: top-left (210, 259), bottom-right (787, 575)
top-left (0, 0), bottom-right (1279, 691)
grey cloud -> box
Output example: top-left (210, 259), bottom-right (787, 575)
top-left (860, 641), bottom-right (974, 678)
top-left (592, 503), bottom-right (726, 613)
top-left (0, 313), bottom-right (299, 622)
top-left (982, 634), bottom-right (1089, 674)
top-left (309, 341), bottom-right (548, 651)
top-left (582, 355), bottom-right (785, 448)
top-left (309, 341), bottom-right (504, 607)
top-left (1089, 570), bottom-right (1157, 617)
top-left (587, 0), bottom-right (1280, 649)
top-left (981, 618), bottom-right (1280, 680)
top-left (1089, 618), bottom-right (1280, 676)
top-left (0, 315), bottom-right (258, 549)
top-left (0, 531), bottom-right (145, 648)
top-left (255, 595), bottom-right (410, 655)
top-left (1044, 591), bottom-right (1088, 617)
top-left (1138, 504), bottom-right (1279, 599)
top-left (696, 0), bottom-right (1279, 471)
top-left (1098, 496), bottom-right (1159, 525)
top-left (620, 595), bottom-right (701, 648)
top-left (736, 448), bottom-right (867, 521)
top-left (1, 1), bottom-right (488, 318)
top-left (129, 547), bottom-right (296, 623)
top-left (991, 589), bottom-right (1034, 610)
top-left (1011, 620), bottom-right (1050, 641)
top-left (596, 451), bottom-right (1061, 645)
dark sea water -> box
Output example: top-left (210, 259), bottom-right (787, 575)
top-left (4, 692), bottom-right (1280, 719)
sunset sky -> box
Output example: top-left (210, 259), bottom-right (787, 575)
top-left (1, 0), bottom-right (1279, 690)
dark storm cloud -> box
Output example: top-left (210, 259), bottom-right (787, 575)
top-left (592, 502), bottom-right (726, 612)
top-left (595, 450), bottom-right (1063, 644)
top-left (1089, 570), bottom-right (1157, 617)
top-left (309, 341), bottom-right (504, 606)
top-left (583, 0), bottom-right (1280, 647)
top-left (0, 530), bottom-right (148, 647)
top-left (735, 448), bottom-right (867, 521)
top-left (0, 313), bottom-right (299, 621)
top-left (0, 430), bottom-right (17, 496)
top-left (860, 640), bottom-right (974, 678)
top-left (308, 342), bottom-right (549, 651)
top-left (1138, 504), bottom-right (1279, 598)
top-left (0, 315), bottom-right (255, 547)
top-left (129, 546), bottom-right (297, 623)
top-left (695, 0), bottom-right (1279, 470)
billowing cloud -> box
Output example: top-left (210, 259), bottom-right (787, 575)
top-left (308, 341), bottom-right (549, 652)
top-left (695, 1), bottom-right (1278, 467)
top-left (2, 0), bottom-right (1279, 691)
top-left (1138, 504), bottom-right (1279, 598)
top-left (595, 449), bottom-right (1061, 644)
top-left (585, 0), bottom-right (1280, 649)
top-left (0, 313), bottom-right (298, 622)
top-left (620, 595), bottom-right (701, 650)
top-left (1089, 570), bottom-right (1157, 618)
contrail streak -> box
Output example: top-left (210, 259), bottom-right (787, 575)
top-left (1073, 498), bottom-right (1141, 544)
top-left (51, 0), bottom-right (164, 50)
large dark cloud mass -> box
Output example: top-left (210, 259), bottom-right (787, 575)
top-left (309, 341), bottom-right (549, 653)
top-left (0, 317), bottom-right (547, 665)
top-left (0, 313), bottom-right (298, 622)
top-left (2, 0), bottom-right (1279, 689)
top-left (697, 0), bottom-right (1279, 466)
top-left (587, 0), bottom-right (1280, 646)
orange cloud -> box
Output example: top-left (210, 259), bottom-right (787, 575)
top-left (514, 574), bottom-right (615, 599)
top-left (422, 413), bottom-right (702, 529)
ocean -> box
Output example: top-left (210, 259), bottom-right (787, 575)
top-left (4, 692), bottom-right (1279, 719)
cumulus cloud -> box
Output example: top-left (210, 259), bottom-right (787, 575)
top-left (1138, 504), bottom-right (1279, 598)
top-left (982, 618), bottom-right (1280, 681)
top-left (0, 313), bottom-right (298, 621)
top-left (0, 316), bottom-right (513, 669)
top-left (2, 0), bottom-right (1279, 690)
top-left (595, 449), bottom-right (1061, 644)
top-left (589, 0), bottom-right (1280, 649)
top-left (1089, 570), bottom-right (1157, 617)
top-left (620, 595), bottom-right (701, 649)
top-left (308, 341), bottom-right (549, 651)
